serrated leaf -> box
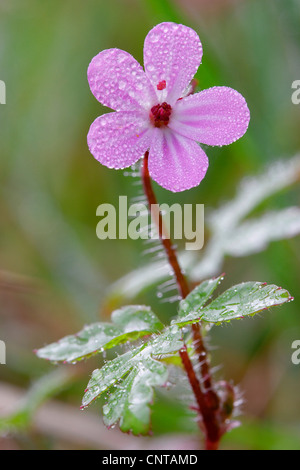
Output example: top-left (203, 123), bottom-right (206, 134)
top-left (173, 280), bottom-right (292, 326)
top-left (111, 305), bottom-right (163, 332)
top-left (208, 156), bottom-right (300, 233)
top-left (191, 156), bottom-right (300, 280)
top-left (36, 305), bottom-right (163, 364)
top-left (81, 349), bottom-right (141, 407)
top-left (148, 326), bottom-right (183, 355)
top-left (178, 275), bottom-right (224, 318)
top-left (81, 325), bottom-right (183, 435)
top-left (103, 357), bottom-right (168, 434)
top-left (225, 208), bottom-right (300, 257)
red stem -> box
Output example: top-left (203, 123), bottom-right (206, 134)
top-left (179, 346), bottom-right (221, 447)
top-left (141, 151), bottom-right (221, 450)
top-left (141, 151), bottom-right (189, 299)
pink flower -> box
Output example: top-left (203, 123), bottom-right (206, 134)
top-left (87, 22), bottom-right (250, 192)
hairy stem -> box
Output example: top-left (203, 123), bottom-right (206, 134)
top-left (141, 151), bottom-right (189, 299)
top-left (141, 151), bottom-right (222, 450)
top-left (179, 346), bottom-right (220, 449)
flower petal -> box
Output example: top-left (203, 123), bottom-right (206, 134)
top-left (148, 128), bottom-right (209, 192)
top-left (143, 22), bottom-right (203, 105)
top-left (169, 86), bottom-right (250, 146)
top-left (88, 49), bottom-right (156, 112)
top-left (87, 111), bottom-right (152, 169)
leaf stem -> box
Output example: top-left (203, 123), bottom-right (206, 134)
top-left (141, 151), bottom-right (221, 450)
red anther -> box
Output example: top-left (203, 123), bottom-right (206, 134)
top-left (157, 80), bottom-right (166, 90)
top-left (150, 102), bottom-right (172, 128)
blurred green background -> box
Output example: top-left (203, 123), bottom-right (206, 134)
top-left (0, 0), bottom-right (299, 450)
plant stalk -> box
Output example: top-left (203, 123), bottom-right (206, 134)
top-left (141, 151), bottom-right (222, 450)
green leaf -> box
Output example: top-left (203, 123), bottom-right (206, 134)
top-left (81, 349), bottom-right (140, 407)
top-left (111, 305), bottom-right (163, 332)
top-left (81, 325), bottom-right (183, 435)
top-left (103, 357), bottom-right (168, 434)
top-left (174, 280), bottom-right (292, 326)
top-left (178, 275), bottom-right (224, 318)
top-left (36, 305), bottom-right (164, 364)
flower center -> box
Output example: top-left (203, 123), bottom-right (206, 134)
top-left (150, 102), bottom-right (172, 128)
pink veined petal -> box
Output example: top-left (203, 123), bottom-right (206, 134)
top-left (143, 22), bottom-right (203, 105)
top-left (169, 86), bottom-right (250, 146)
top-left (87, 111), bottom-right (152, 169)
top-left (148, 128), bottom-right (209, 192)
top-left (88, 49), bottom-right (156, 112)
